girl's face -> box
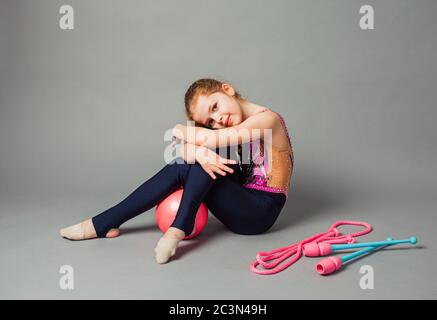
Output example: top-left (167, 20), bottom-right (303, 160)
top-left (190, 87), bottom-right (243, 129)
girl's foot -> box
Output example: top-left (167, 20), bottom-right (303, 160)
top-left (154, 227), bottom-right (185, 264)
top-left (60, 219), bottom-right (120, 240)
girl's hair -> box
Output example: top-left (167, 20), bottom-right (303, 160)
top-left (184, 78), bottom-right (244, 125)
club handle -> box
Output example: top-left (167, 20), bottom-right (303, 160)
top-left (332, 237), bottom-right (417, 251)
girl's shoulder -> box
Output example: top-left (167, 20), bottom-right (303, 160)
top-left (243, 107), bottom-right (279, 126)
top-left (253, 108), bottom-right (283, 128)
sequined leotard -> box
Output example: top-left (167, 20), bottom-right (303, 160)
top-left (236, 109), bottom-right (294, 198)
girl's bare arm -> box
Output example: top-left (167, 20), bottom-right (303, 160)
top-left (173, 111), bottom-right (278, 149)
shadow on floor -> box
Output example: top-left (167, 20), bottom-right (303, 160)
top-left (119, 216), bottom-right (227, 260)
top-left (269, 187), bottom-right (342, 232)
top-left (120, 176), bottom-right (354, 259)
top-left (119, 224), bottom-right (156, 235)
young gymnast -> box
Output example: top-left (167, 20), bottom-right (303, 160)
top-left (60, 78), bottom-right (294, 264)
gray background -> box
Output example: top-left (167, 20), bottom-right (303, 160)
top-left (0, 0), bottom-right (436, 299)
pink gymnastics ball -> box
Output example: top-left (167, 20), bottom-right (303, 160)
top-left (156, 188), bottom-right (208, 240)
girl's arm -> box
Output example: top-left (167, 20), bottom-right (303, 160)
top-left (179, 141), bottom-right (237, 165)
top-left (180, 142), bottom-right (197, 164)
top-left (173, 111), bottom-right (278, 148)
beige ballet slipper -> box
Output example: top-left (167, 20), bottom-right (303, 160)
top-left (154, 236), bottom-right (182, 264)
top-left (60, 222), bottom-right (86, 240)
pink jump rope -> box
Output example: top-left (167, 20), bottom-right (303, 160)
top-left (250, 220), bottom-right (418, 275)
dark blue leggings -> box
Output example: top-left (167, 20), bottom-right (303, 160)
top-left (91, 158), bottom-right (287, 237)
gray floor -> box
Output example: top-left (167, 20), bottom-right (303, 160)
top-left (1, 177), bottom-right (435, 299)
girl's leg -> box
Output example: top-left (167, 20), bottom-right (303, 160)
top-left (90, 158), bottom-right (197, 238)
top-left (154, 162), bottom-right (221, 263)
top-left (168, 162), bottom-right (218, 235)
top-left (155, 165), bottom-right (287, 264)
top-left (204, 179), bottom-right (287, 235)
top-left (60, 158), bottom-right (193, 240)
top-left (61, 154), bottom-right (286, 261)
top-left (89, 146), bottom-right (239, 239)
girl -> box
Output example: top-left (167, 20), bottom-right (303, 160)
top-left (60, 78), bottom-right (294, 264)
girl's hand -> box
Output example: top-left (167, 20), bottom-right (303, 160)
top-left (196, 146), bottom-right (237, 180)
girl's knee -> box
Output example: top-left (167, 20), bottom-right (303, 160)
top-left (169, 158), bottom-right (215, 185)
top-left (168, 156), bottom-right (189, 166)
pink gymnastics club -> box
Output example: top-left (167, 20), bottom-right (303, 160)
top-left (316, 237), bottom-right (418, 275)
top-left (303, 237), bottom-right (418, 257)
